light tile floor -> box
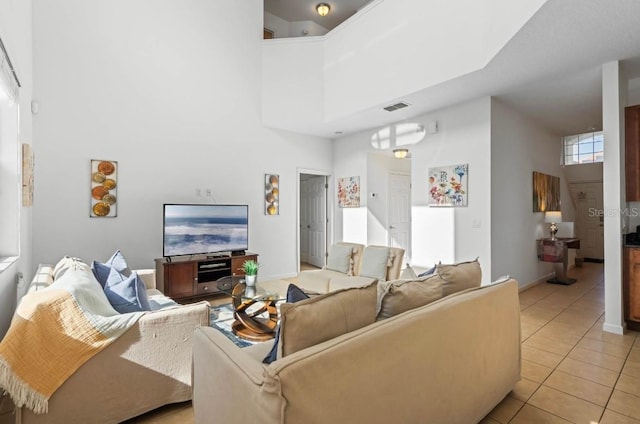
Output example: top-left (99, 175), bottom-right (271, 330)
top-left (4, 262), bottom-right (639, 423)
top-left (482, 262), bottom-right (640, 424)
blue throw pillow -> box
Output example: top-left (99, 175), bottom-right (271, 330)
top-left (103, 270), bottom-right (151, 313)
top-left (263, 284), bottom-right (309, 364)
top-left (418, 265), bottom-right (436, 278)
top-left (91, 250), bottom-right (131, 287)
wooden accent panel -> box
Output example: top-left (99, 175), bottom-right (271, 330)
top-left (166, 262), bottom-right (196, 299)
top-left (624, 248), bottom-right (640, 330)
top-left (626, 105), bottom-right (640, 201)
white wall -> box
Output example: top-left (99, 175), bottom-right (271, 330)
top-left (629, 76), bottom-right (640, 106)
top-left (564, 162), bottom-right (603, 183)
top-left (289, 21), bottom-right (329, 38)
top-left (263, 0), bottom-right (547, 131)
top-left (491, 98), bottom-right (575, 287)
top-left (263, 12), bottom-right (328, 39)
top-left (31, 0), bottom-right (333, 281)
top-left (334, 97), bottom-right (493, 282)
top-left (0, 0), bottom-right (33, 337)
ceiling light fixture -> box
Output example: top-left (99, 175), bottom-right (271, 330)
top-left (393, 148), bottom-right (409, 159)
top-left (316, 3), bottom-right (330, 16)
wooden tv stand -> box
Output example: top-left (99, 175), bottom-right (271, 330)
top-left (154, 252), bottom-right (258, 301)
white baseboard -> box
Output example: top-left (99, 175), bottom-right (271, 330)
top-left (603, 322), bottom-right (625, 335)
top-left (518, 273), bottom-right (554, 292)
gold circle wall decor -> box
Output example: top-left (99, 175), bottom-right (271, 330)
top-left (91, 159), bottom-right (118, 217)
top-left (265, 173), bottom-right (279, 215)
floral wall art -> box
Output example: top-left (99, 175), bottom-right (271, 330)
top-left (428, 164), bottom-right (468, 207)
top-left (338, 176), bottom-right (360, 207)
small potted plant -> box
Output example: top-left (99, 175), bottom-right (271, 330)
top-left (240, 259), bottom-right (260, 287)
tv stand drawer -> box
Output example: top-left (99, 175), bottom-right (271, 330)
top-left (196, 281), bottom-right (221, 295)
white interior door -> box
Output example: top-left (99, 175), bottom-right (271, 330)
top-left (570, 181), bottom-right (604, 260)
top-left (300, 179), bottom-right (311, 263)
top-left (388, 173), bottom-right (411, 262)
top-left (300, 174), bottom-right (327, 268)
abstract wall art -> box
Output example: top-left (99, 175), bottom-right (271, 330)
top-left (532, 171), bottom-right (560, 212)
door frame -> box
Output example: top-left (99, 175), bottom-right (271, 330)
top-left (297, 168), bottom-right (332, 273)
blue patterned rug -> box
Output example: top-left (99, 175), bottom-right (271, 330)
top-left (209, 303), bottom-right (259, 348)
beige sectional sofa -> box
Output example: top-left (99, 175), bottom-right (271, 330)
top-left (297, 242), bottom-right (405, 293)
top-left (15, 262), bottom-right (210, 424)
top-left (193, 260), bottom-right (521, 424)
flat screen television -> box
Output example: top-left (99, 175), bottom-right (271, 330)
top-left (163, 204), bottom-right (248, 258)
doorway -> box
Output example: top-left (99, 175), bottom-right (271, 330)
top-left (299, 171), bottom-right (329, 270)
top-left (387, 172), bottom-right (412, 262)
top-left (569, 181), bottom-right (604, 261)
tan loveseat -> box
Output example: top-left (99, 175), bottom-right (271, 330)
top-left (16, 263), bottom-right (210, 424)
top-left (193, 277), bottom-right (521, 424)
top-left (297, 242), bottom-right (405, 293)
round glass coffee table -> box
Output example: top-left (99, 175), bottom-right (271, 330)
top-left (216, 276), bottom-right (284, 341)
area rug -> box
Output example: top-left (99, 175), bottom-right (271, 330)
top-left (209, 303), bottom-right (259, 348)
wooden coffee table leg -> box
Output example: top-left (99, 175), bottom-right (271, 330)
top-left (230, 284), bottom-right (279, 341)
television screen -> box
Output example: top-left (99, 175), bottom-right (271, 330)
top-left (163, 204), bottom-right (248, 257)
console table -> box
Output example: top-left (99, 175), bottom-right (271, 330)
top-left (537, 238), bottom-right (580, 285)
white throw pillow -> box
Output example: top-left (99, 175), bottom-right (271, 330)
top-left (325, 244), bottom-right (355, 275)
top-left (400, 264), bottom-right (418, 279)
top-left (359, 246), bottom-right (390, 281)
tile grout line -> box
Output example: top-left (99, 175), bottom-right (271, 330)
top-left (512, 274), bottom-right (620, 422)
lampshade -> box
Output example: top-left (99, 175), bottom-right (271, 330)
top-left (544, 211), bottom-right (562, 223)
top-left (316, 3), bottom-right (330, 16)
top-left (393, 148), bottom-right (409, 159)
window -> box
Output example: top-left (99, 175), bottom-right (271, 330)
top-left (0, 37), bottom-right (21, 264)
top-left (563, 131), bottom-right (603, 165)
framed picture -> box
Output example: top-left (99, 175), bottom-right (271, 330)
top-left (265, 173), bottom-right (279, 215)
top-left (338, 176), bottom-right (360, 207)
top-left (428, 164), bottom-right (468, 207)
top-left (90, 160), bottom-right (118, 217)
top-left (532, 171), bottom-right (560, 212)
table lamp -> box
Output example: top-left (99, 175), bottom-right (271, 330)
top-left (545, 211), bottom-right (562, 240)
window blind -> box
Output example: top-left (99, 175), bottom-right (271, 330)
top-left (0, 36), bottom-right (20, 101)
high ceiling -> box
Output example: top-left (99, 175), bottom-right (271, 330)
top-left (264, 0), bottom-right (640, 139)
top-left (264, 0), bottom-right (371, 32)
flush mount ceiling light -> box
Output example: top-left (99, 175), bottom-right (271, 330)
top-left (393, 148), bottom-right (409, 159)
top-left (316, 3), bottom-right (330, 16)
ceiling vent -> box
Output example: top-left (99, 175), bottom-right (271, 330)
top-left (383, 102), bottom-right (410, 112)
